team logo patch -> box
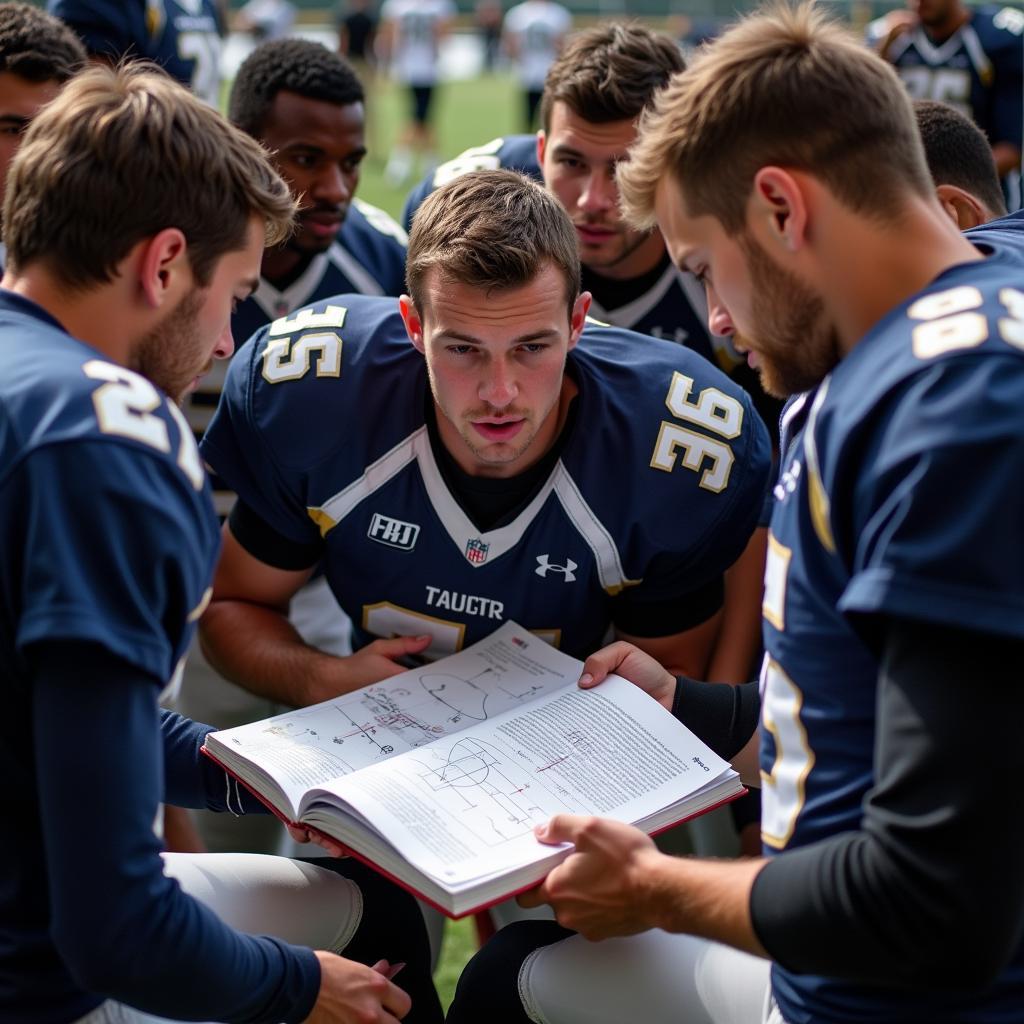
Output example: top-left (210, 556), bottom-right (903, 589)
top-left (535, 555), bottom-right (577, 582)
top-left (368, 513), bottom-right (420, 551)
top-left (465, 537), bottom-right (490, 565)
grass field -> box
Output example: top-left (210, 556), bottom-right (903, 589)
top-left (353, 71), bottom-right (528, 222)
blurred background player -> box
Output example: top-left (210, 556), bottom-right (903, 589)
top-left (338, 0), bottom-right (379, 158)
top-left (867, 0), bottom-right (1024, 205)
top-left (233, 0), bottom-right (297, 41)
top-left (0, 2), bottom-right (85, 269)
top-left (474, 0), bottom-right (503, 73)
top-left (501, 0), bottom-right (571, 130)
top-left (47, 0), bottom-right (224, 107)
top-left (179, 36), bottom-right (409, 856)
top-left (378, 0), bottom-right (455, 186)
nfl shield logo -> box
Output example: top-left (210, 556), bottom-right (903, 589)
top-left (465, 538), bottom-right (489, 565)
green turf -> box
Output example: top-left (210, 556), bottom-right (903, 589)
top-left (434, 914), bottom-right (477, 1011)
top-left (357, 72), bottom-right (527, 221)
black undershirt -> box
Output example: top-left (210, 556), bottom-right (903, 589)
top-left (424, 393), bottom-right (576, 533)
top-left (581, 251), bottom-right (672, 312)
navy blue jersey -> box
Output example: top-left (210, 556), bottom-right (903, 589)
top-left (0, 290), bottom-right (220, 1018)
top-left (761, 223), bottom-right (1024, 1021)
top-left (188, 198), bottom-right (408, 517)
top-left (48, 0), bottom-right (223, 105)
top-left (202, 294), bottom-right (771, 661)
top-left (401, 136), bottom-right (717, 360)
top-left (868, 5), bottom-right (1024, 149)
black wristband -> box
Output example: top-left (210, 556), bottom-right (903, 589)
top-left (670, 676), bottom-right (760, 761)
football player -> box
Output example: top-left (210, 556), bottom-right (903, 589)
top-left (197, 168), bottom-right (771, 738)
top-left (868, 0), bottom-right (1024, 203)
top-left (0, 62), bottom-right (439, 1024)
top-left (47, 0), bottom-right (223, 106)
top-left (191, 37), bottom-right (408, 519)
top-left (446, 6), bottom-right (1024, 1023)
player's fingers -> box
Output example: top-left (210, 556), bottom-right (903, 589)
top-left (371, 634), bottom-right (432, 659)
top-left (534, 813), bottom-right (589, 846)
top-left (516, 880), bottom-right (549, 908)
top-left (382, 978), bottom-right (412, 1019)
top-left (577, 641), bottom-right (637, 688)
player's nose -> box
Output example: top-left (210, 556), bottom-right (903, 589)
top-left (213, 322), bottom-right (235, 361)
top-left (314, 162), bottom-right (351, 205)
top-left (479, 359), bottom-right (518, 407)
top-left (578, 169), bottom-right (615, 213)
top-left (705, 282), bottom-right (735, 338)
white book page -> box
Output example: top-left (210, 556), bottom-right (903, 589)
top-left (313, 675), bottom-right (737, 887)
top-left (207, 622), bottom-right (583, 815)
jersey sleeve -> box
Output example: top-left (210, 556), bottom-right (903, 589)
top-left (838, 355), bottom-right (1024, 640)
top-left (614, 381), bottom-right (773, 620)
top-left (14, 438), bottom-right (214, 684)
top-left (46, 0), bottom-right (141, 59)
top-left (200, 336), bottom-right (324, 551)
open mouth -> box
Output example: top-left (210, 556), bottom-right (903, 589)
top-left (472, 419), bottom-right (526, 442)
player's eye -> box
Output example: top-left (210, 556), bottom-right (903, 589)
top-left (519, 343), bottom-right (547, 355)
top-left (447, 344), bottom-right (475, 356)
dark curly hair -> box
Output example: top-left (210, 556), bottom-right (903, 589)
top-left (229, 38), bottom-right (365, 137)
top-left (539, 22), bottom-right (685, 133)
top-left (0, 2), bottom-right (86, 83)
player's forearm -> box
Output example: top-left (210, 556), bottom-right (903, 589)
top-left (199, 598), bottom-right (344, 707)
top-left (750, 619), bottom-right (1024, 988)
top-left (644, 852), bottom-right (769, 956)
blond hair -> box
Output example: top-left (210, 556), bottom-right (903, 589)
top-left (406, 169), bottom-right (581, 316)
top-left (5, 63), bottom-right (295, 289)
top-left (618, 2), bottom-right (933, 233)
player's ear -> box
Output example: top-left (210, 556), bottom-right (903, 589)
top-left (567, 291), bottom-right (591, 349)
top-left (536, 129), bottom-right (546, 167)
top-left (137, 227), bottom-right (190, 309)
top-left (399, 294), bottom-right (426, 353)
top-left (751, 166), bottom-right (808, 253)
top-left (934, 183), bottom-right (988, 231)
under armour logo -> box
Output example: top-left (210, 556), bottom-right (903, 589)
top-left (535, 555), bottom-right (577, 582)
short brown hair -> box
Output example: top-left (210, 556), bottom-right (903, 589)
top-left (4, 63), bottom-right (295, 289)
top-left (619, 2), bottom-right (933, 233)
top-left (539, 22), bottom-right (685, 135)
top-left (406, 169), bottom-right (581, 317)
